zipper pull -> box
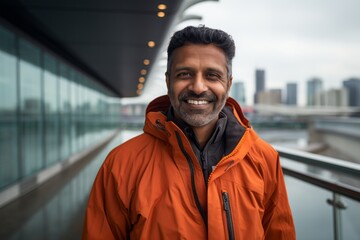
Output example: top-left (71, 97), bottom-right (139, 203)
top-left (222, 192), bottom-right (230, 211)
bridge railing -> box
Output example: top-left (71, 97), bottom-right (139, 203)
top-left (275, 145), bottom-right (360, 240)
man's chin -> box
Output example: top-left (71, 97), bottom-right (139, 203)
top-left (182, 116), bottom-right (212, 127)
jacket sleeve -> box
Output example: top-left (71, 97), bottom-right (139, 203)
top-left (82, 162), bottom-right (130, 240)
top-left (262, 154), bottom-right (296, 239)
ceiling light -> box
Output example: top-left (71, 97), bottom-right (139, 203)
top-left (137, 83), bottom-right (144, 90)
top-left (139, 77), bottom-right (145, 83)
top-left (158, 4), bottom-right (167, 10)
top-left (140, 69), bottom-right (147, 75)
top-left (148, 41), bottom-right (155, 48)
top-left (157, 12), bottom-right (165, 18)
top-left (143, 59), bottom-right (150, 65)
top-left (136, 89), bottom-right (142, 95)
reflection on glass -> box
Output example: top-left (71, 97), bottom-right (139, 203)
top-left (19, 38), bottom-right (43, 177)
top-left (0, 22), bottom-right (119, 192)
top-left (285, 176), bottom-right (333, 239)
top-left (44, 53), bottom-right (59, 166)
top-left (8, 131), bottom-right (140, 239)
top-left (341, 196), bottom-right (360, 240)
top-left (0, 25), bottom-right (18, 188)
top-left (59, 63), bottom-right (71, 160)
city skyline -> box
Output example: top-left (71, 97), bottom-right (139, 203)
top-left (233, 72), bottom-right (358, 107)
top-left (182, 0), bottom-right (360, 106)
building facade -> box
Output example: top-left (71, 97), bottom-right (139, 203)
top-left (258, 89), bottom-right (282, 105)
top-left (230, 81), bottom-right (246, 105)
top-left (286, 83), bottom-right (297, 105)
top-left (254, 69), bottom-right (265, 104)
top-left (343, 78), bottom-right (360, 106)
top-left (307, 78), bottom-right (323, 106)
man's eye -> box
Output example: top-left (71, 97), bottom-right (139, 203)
top-left (177, 72), bottom-right (191, 78)
top-left (207, 73), bottom-right (221, 80)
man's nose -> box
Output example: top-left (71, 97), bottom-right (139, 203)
top-left (189, 75), bottom-right (207, 94)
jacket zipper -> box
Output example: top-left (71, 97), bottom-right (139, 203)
top-left (175, 132), bottom-right (207, 226)
top-left (222, 192), bottom-right (235, 240)
top-left (200, 152), bottom-right (209, 185)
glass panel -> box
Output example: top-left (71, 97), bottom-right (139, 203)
top-left (0, 25), bottom-right (19, 189)
top-left (285, 175), bottom-right (333, 240)
top-left (69, 69), bottom-right (77, 154)
top-left (19, 38), bottom-right (43, 177)
top-left (0, 26), bottom-right (17, 113)
top-left (43, 53), bottom-right (59, 166)
top-left (341, 196), bottom-right (360, 240)
top-left (76, 74), bottom-right (85, 150)
top-left (59, 63), bottom-right (71, 160)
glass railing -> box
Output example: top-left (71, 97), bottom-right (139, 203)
top-left (275, 145), bottom-right (360, 240)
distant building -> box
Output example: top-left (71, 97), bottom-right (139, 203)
top-left (254, 69), bottom-right (265, 104)
top-left (230, 81), bottom-right (246, 105)
top-left (343, 78), bottom-right (360, 106)
top-left (258, 89), bottom-right (282, 105)
top-left (286, 83), bottom-right (297, 105)
top-left (307, 78), bottom-right (323, 106)
top-left (320, 88), bottom-right (348, 106)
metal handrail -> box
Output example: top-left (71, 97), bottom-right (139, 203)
top-left (281, 167), bottom-right (360, 202)
top-left (274, 145), bottom-right (360, 202)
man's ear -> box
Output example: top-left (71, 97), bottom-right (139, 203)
top-left (228, 76), bottom-right (233, 89)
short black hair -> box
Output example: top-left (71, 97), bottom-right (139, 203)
top-left (166, 25), bottom-right (235, 78)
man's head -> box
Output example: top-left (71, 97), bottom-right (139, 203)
top-left (165, 26), bottom-right (236, 129)
top-left (167, 25), bottom-right (235, 78)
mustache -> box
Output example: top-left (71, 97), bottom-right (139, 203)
top-left (179, 90), bottom-right (217, 102)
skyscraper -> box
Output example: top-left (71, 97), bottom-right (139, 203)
top-left (258, 89), bottom-right (282, 105)
top-left (320, 88), bottom-right (348, 106)
top-left (286, 83), bottom-right (297, 105)
top-left (230, 81), bottom-right (246, 105)
top-left (307, 78), bottom-right (323, 106)
top-left (343, 78), bottom-right (360, 106)
top-left (254, 69), bottom-right (265, 104)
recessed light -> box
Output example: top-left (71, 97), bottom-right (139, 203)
top-left (148, 41), bottom-right (156, 48)
top-left (158, 4), bottom-right (167, 10)
top-left (143, 59), bottom-right (150, 65)
top-left (139, 77), bottom-right (145, 83)
top-left (157, 12), bottom-right (165, 18)
top-left (140, 69), bottom-right (147, 75)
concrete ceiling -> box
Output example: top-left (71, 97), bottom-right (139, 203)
top-left (0, 0), bottom-right (183, 97)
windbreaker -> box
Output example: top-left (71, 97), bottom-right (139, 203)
top-left (82, 95), bottom-right (296, 240)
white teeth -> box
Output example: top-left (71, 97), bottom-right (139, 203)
top-left (187, 99), bottom-right (208, 105)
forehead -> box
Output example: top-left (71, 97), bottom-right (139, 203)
top-left (169, 44), bottom-right (227, 71)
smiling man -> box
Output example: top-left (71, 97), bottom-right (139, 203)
top-left (82, 26), bottom-right (296, 240)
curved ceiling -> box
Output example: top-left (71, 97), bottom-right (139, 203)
top-left (0, 0), bottom-right (183, 97)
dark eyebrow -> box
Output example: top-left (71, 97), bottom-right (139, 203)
top-left (174, 66), bottom-right (194, 72)
top-left (206, 67), bottom-right (226, 75)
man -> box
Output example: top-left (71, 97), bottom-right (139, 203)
top-left (82, 26), bottom-right (296, 239)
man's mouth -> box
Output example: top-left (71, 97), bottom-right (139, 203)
top-left (186, 99), bottom-right (209, 105)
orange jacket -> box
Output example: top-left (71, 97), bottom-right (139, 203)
top-left (82, 96), bottom-right (295, 240)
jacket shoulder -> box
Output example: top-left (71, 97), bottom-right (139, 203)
top-left (106, 133), bottom-right (155, 159)
top-left (246, 129), bottom-right (279, 171)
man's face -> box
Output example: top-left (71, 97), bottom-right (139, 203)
top-left (166, 44), bottom-right (232, 128)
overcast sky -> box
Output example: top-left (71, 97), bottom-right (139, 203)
top-left (178, 0), bottom-right (360, 105)
top-left (136, 0), bottom-right (360, 106)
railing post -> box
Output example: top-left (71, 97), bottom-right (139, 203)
top-left (327, 193), bottom-right (347, 240)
